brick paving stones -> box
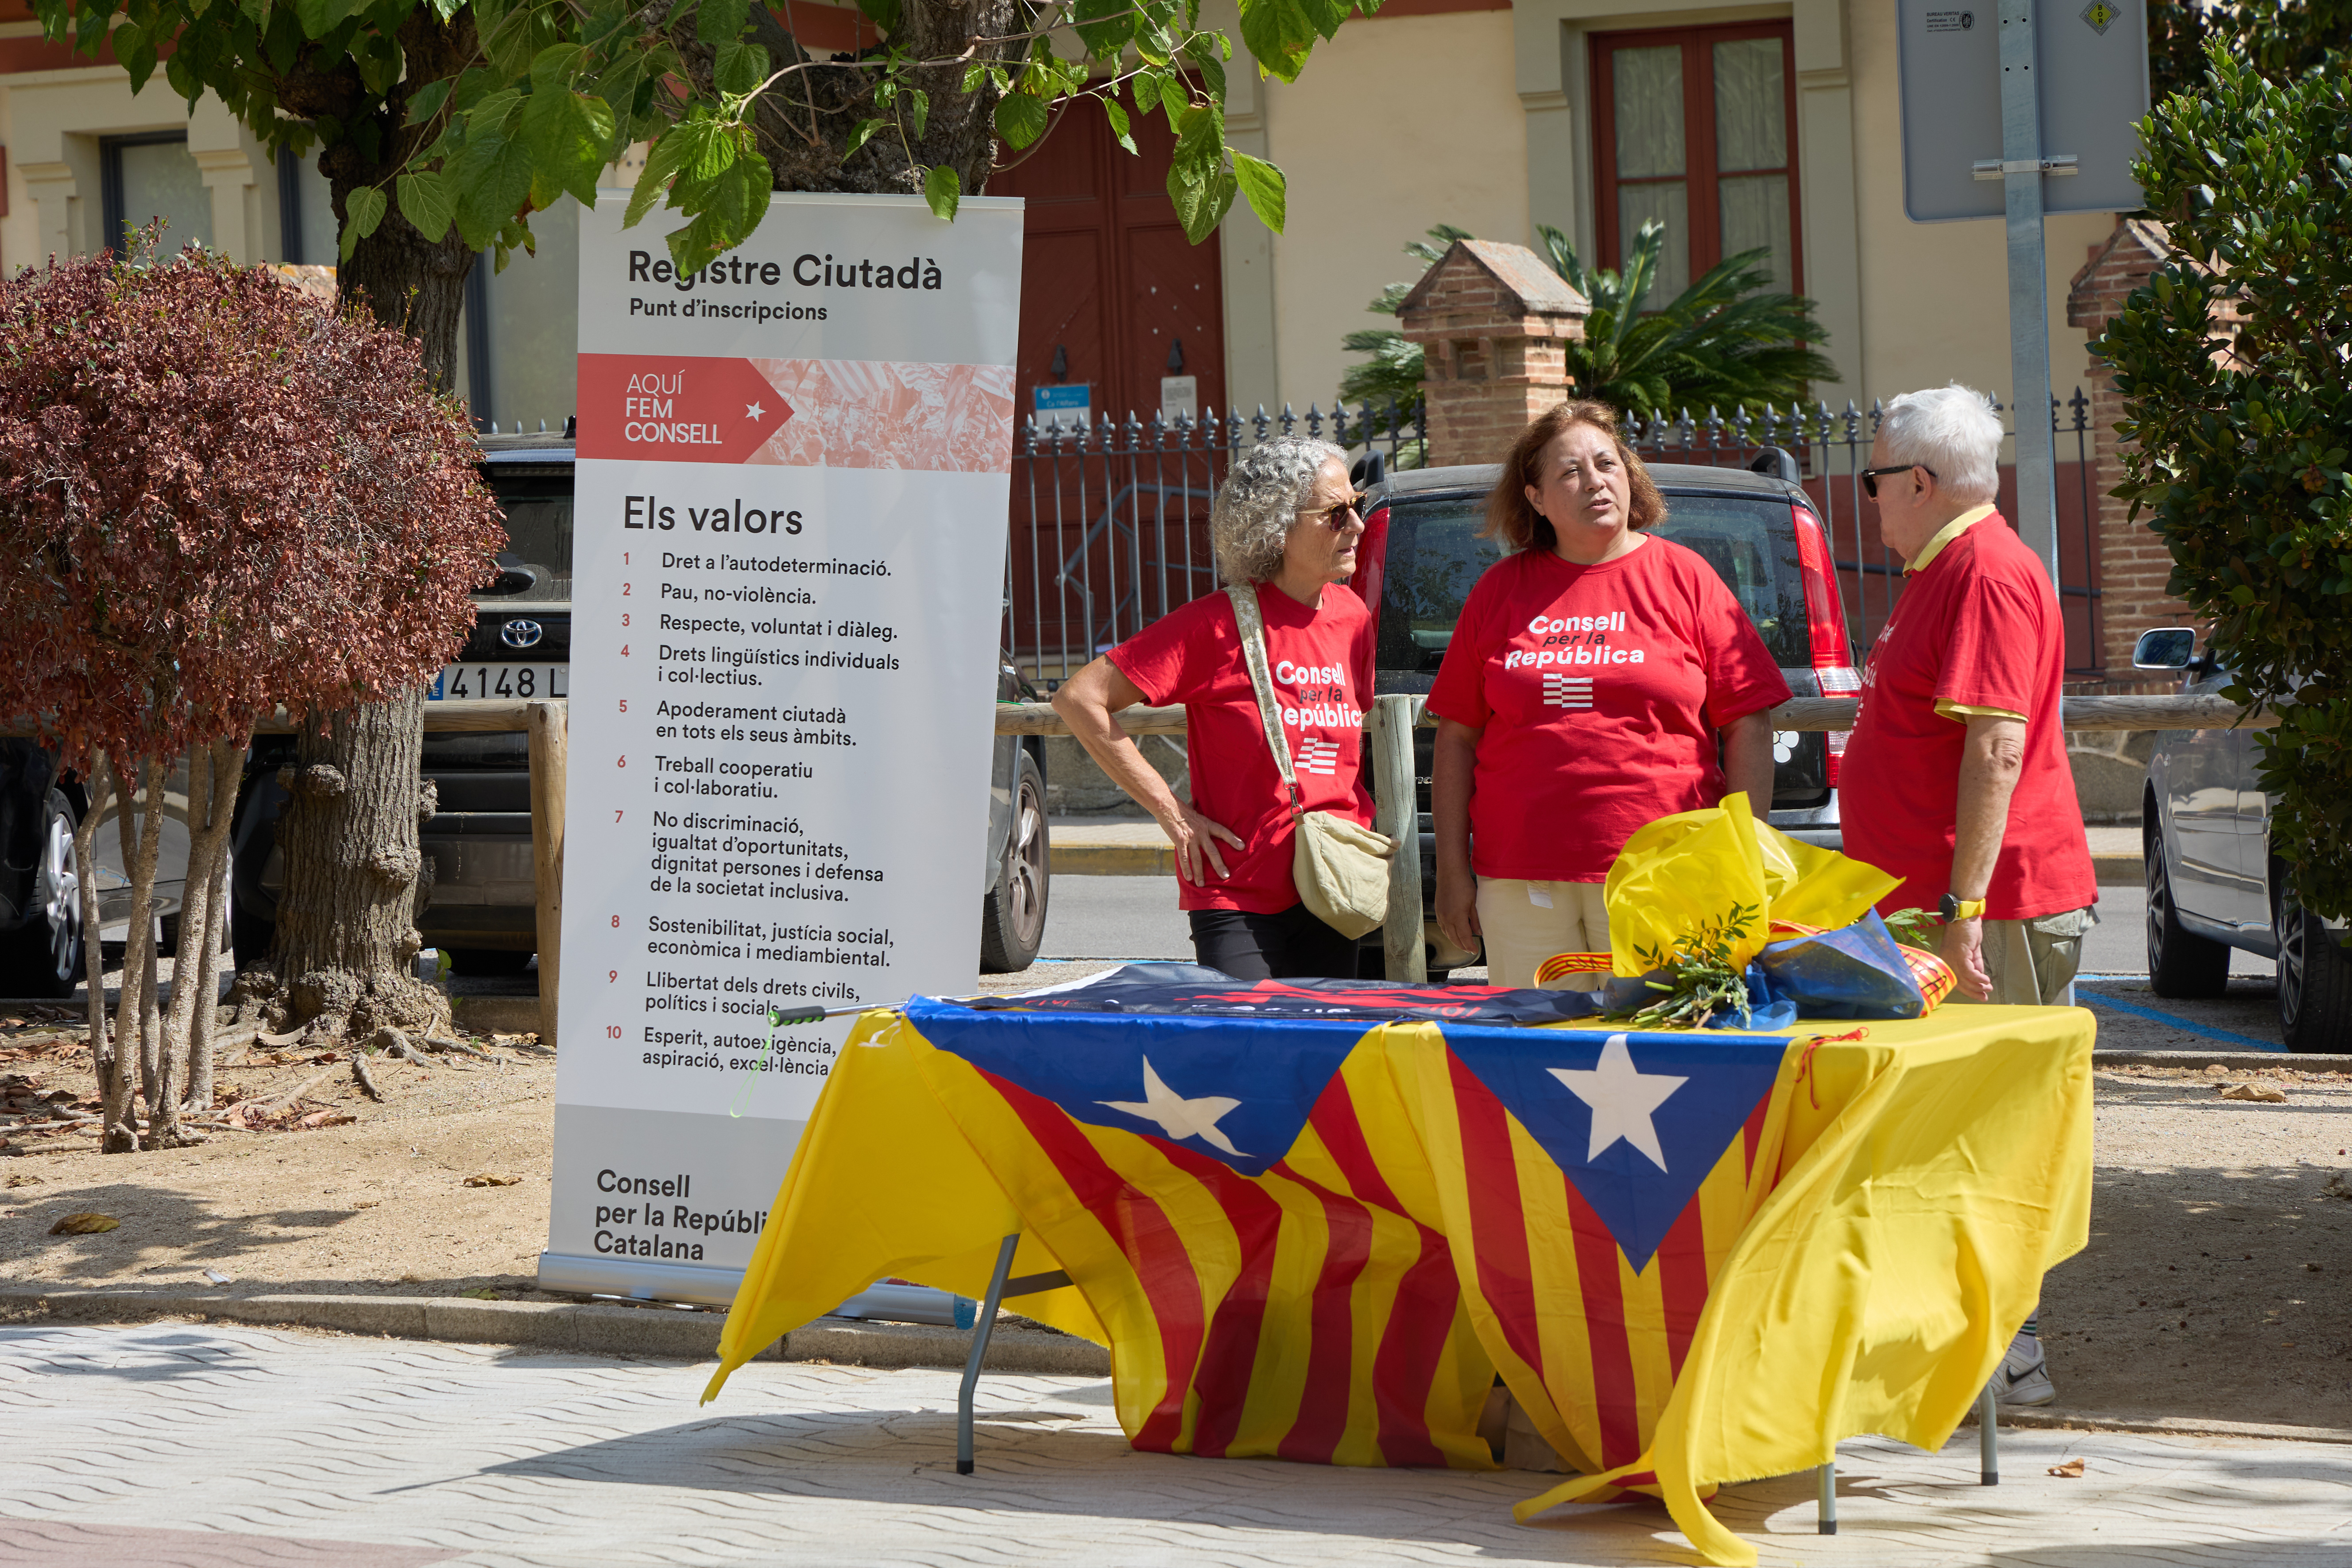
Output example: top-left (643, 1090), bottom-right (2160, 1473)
top-left (3, 1321), bottom-right (2347, 1567)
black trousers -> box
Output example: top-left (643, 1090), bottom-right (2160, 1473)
top-left (1188, 903), bottom-right (1358, 981)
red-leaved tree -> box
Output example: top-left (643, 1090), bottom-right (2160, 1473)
top-left (0, 245), bottom-right (504, 1151)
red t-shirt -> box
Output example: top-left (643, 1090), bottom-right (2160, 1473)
top-left (1424, 537), bottom-right (1791, 882)
top-left (1109, 584), bottom-right (1375, 913)
top-left (1841, 514), bottom-right (2097, 921)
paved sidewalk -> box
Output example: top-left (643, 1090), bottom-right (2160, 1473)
top-left (4, 1322), bottom-right (2348, 1567)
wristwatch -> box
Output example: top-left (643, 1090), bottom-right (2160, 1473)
top-left (1938, 893), bottom-right (1987, 922)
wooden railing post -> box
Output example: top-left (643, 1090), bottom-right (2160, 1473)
top-left (1369, 694), bottom-right (1427, 983)
top-left (527, 701), bottom-right (567, 1047)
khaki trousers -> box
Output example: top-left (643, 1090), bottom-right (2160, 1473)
top-left (1475, 878), bottom-right (1611, 991)
top-left (1951, 906), bottom-right (2099, 1008)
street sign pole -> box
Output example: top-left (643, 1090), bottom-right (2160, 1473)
top-left (1998, 0), bottom-right (2060, 584)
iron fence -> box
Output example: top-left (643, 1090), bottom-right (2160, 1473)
top-left (1004, 401), bottom-right (1423, 683)
top-left (1003, 388), bottom-right (2103, 684)
top-left (1621, 391), bottom-right (2102, 675)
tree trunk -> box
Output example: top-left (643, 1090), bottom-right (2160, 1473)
top-left (149, 736), bottom-right (242, 1145)
top-left (257, 16), bottom-right (479, 1041)
top-left (76, 757), bottom-right (134, 1153)
top-left (102, 760), bottom-right (161, 1152)
top-left (672, 0), bottom-right (1020, 199)
top-left (183, 781), bottom-right (233, 1118)
top-left (262, 690), bottom-right (449, 1038)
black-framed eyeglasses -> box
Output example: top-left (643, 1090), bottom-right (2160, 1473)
top-left (1860, 463), bottom-right (1936, 500)
top-left (1297, 493), bottom-right (1367, 530)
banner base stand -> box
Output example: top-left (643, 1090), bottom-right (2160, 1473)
top-left (535, 1252), bottom-right (973, 1328)
top-left (536, 1251), bottom-right (746, 1305)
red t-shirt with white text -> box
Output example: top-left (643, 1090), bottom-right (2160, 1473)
top-left (1425, 537), bottom-right (1791, 881)
top-left (1841, 514), bottom-right (2097, 921)
top-left (1109, 584), bottom-right (1375, 913)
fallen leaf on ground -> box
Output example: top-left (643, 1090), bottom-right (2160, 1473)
top-left (353, 1199), bottom-right (379, 1209)
top-left (296, 1110), bottom-right (357, 1129)
top-left (4, 1174), bottom-right (44, 1187)
top-left (2220, 1082), bottom-right (2288, 1103)
top-left (463, 1173), bottom-right (522, 1187)
top-left (2047, 1459), bottom-right (2085, 1478)
top-left (48, 1213), bottom-right (119, 1235)
top-left (458, 1286), bottom-right (500, 1300)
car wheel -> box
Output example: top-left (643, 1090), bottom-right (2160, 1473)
top-left (445, 947), bottom-right (535, 977)
top-left (2277, 889), bottom-right (2352, 1054)
top-left (0, 790), bottom-right (86, 1000)
top-left (2146, 832), bottom-right (2230, 998)
top-left (980, 750), bottom-right (1049, 973)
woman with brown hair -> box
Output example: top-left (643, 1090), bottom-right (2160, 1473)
top-left (1425, 400), bottom-right (1789, 989)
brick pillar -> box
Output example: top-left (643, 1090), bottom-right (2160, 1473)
top-left (2066, 217), bottom-right (2201, 682)
top-left (1396, 240), bottom-right (1590, 467)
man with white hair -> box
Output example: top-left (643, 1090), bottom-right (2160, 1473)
top-left (1842, 384), bottom-right (2097, 1407)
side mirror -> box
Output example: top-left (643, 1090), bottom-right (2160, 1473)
top-left (2132, 628), bottom-right (2198, 671)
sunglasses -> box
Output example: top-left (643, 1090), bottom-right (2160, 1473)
top-left (1297, 493), bottom-right (1368, 530)
top-left (1860, 463), bottom-right (1937, 500)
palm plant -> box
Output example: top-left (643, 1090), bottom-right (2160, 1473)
top-left (1339, 220), bottom-right (1838, 443)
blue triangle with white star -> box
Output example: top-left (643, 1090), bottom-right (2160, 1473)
top-left (1439, 1027), bottom-right (1788, 1269)
top-left (905, 1000), bottom-right (1363, 1178)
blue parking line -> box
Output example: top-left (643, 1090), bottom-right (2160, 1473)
top-left (2073, 986), bottom-right (2282, 1052)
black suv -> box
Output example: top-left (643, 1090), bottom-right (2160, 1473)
top-left (1358, 454), bottom-right (1858, 973)
top-left (232, 433), bottom-right (1050, 976)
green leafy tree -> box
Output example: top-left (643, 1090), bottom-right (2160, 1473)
top-left (39, 0), bottom-right (1362, 382)
top-left (2097, 40), bottom-right (2352, 920)
top-left (35, 0), bottom-right (1371, 1027)
top-left (1340, 219), bottom-right (1835, 430)
top-left (2146, 0), bottom-right (2351, 103)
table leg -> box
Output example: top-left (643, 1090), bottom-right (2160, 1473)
top-left (1980, 1382), bottom-right (1999, 1485)
top-left (1817, 1458), bottom-right (1837, 1534)
top-left (957, 1234), bottom-right (1022, 1476)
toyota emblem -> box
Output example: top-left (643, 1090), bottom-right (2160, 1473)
top-left (499, 619), bottom-right (545, 650)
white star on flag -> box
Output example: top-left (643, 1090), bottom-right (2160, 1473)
top-left (1547, 1034), bottom-right (1687, 1171)
top-left (1099, 1056), bottom-right (1248, 1157)
top-left (746, 401), bottom-right (766, 420)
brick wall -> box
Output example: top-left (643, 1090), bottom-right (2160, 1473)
top-left (2067, 217), bottom-right (2201, 684)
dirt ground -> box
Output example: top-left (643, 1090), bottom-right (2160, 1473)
top-left (1, 1009), bottom-right (559, 1299)
top-left (4, 992), bottom-right (2350, 1435)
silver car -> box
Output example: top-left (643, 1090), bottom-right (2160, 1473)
top-left (2135, 627), bottom-right (2351, 1051)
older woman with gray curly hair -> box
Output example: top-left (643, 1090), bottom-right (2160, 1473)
top-left (1051, 435), bottom-right (1377, 980)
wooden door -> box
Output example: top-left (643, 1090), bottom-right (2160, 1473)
top-left (992, 102), bottom-right (1227, 428)
top-left (992, 102), bottom-right (1229, 675)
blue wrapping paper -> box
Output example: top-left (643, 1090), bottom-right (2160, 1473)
top-left (1756, 911), bottom-right (1929, 1020)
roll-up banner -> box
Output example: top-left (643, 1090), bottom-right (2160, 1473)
top-left (538, 191), bottom-right (1025, 1302)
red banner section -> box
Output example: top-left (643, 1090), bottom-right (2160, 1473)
top-left (578, 354), bottom-right (1017, 472)
top-left (577, 355), bottom-right (793, 464)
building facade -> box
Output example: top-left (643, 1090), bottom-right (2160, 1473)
top-left (0, 0), bottom-right (2185, 687)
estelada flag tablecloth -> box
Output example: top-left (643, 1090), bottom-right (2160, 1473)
top-left (705, 1000), bottom-right (2092, 1567)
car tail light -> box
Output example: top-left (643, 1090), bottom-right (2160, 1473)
top-left (1348, 502), bottom-right (1391, 612)
top-left (1791, 502), bottom-right (1859, 786)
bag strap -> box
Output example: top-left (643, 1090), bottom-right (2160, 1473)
top-left (1225, 584), bottom-right (1304, 818)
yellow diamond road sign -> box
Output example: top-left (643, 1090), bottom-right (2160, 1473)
top-left (2081, 0), bottom-right (2116, 33)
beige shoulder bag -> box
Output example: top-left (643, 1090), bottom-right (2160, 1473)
top-left (1224, 584), bottom-right (1394, 940)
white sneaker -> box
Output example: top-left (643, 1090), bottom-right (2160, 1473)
top-left (1992, 1332), bottom-right (2056, 1406)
